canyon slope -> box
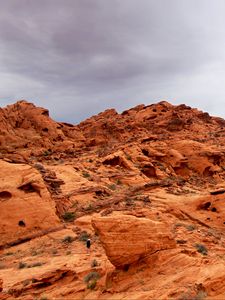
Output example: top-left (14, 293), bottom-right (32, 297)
top-left (0, 100), bottom-right (225, 299)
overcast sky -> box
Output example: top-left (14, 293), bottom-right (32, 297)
top-left (0, 0), bottom-right (225, 123)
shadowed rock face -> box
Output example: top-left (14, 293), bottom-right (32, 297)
top-left (0, 278), bottom-right (2, 292)
top-left (92, 215), bottom-right (176, 268)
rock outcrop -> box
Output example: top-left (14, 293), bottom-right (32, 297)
top-left (0, 160), bottom-right (60, 248)
top-left (92, 215), bottom-right (176, 268)
top-left (0, 100), bottom-right (84, 159)
top-left (8, 268), bottom-right (78, 298)
top-left (1, 100), bottom-right (225, 186)
top-left (1, 100), bottom-right (225, 299)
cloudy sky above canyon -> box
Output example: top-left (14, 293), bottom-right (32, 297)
top-left (0, 0), bottom-right (225, 123)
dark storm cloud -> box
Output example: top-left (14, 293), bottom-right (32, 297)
top-left (0, 0), bottom-right (225, 122)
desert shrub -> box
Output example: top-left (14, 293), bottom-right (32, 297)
top-left (28, 262), bottom-right (44, 268)
top-left (178, 289), bottom-right (207, 300)
top-left (84, 271), bottom-right (100, 283)
top-left (62, 211), bottom-right (76, 222)
top-left (176, 239), bottom-right (187, 244)
top-left (78, 231), bottom-right (90, 242)
top-left (40, 296), bottom-right (48, 300)
top-left (62, 236), bottom-right (75, 244)
top-left (91, 259), bottom-right (98, 268)
top-left (43, 150), bottom-right (51, 156)
top-left (84, 203), bottom-right (94, 211)
top-left (18, 262), bottom-right (27, 269)
top-left (108, 184), bottom-right (117, 191)
top-left (87, 279), bottom-right (97, 289)
top-left (174, 223), bottom-right (183, 229)
top-left (5, 252), bottom-right (13, 256)
top-left (195, 244), bottom-right (208, 255)
top-left (82, 172), bottom-right (90, 178)
top-left (195, 290), bottom-right (207, 300)
top-left (125, 154), bottom-right (132, 161)
top-left (186, 224), bottom-right (196, 231)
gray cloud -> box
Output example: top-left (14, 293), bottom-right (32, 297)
top-left (0, 0), bottom-right (225, 123)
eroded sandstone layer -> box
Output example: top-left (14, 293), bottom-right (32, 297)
top-left (0, 100), bottom-right (225, 300)
top-left (92, 215), bottom-right (176, 268)
top-left (0, 160), bottom-right (60, 248)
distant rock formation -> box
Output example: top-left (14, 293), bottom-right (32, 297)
top-left (1, 100), bottom-right (225, 185)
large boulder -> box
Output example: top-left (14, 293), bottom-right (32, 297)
top-left (92, 215), bottom-right (176, 268)
top-left (0, 160), bottom-right (60, 247)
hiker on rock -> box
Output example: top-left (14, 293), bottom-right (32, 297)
top-left (86, 238), bottom-right (91, 254)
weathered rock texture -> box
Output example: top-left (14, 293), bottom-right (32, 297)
top-left (92, 215), bottom-right (176, 268)
top-left (1, 100), bottom-right (225, 299)
top-left (0, 160), bottom-right (60, 248)
top-left (1, 100), bottom-right (225, 186)
top-left (0, 100), bottom-right (84, 160)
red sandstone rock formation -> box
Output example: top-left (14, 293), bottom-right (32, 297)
top-left (0, 100), bottom-right (225, 299)
top-left (92, 215), bottom-right (176, 268)
top-left (0, 160), bottom-right (60, 248)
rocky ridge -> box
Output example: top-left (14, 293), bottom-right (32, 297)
top-left (0, 100), bottom-right (225, 299)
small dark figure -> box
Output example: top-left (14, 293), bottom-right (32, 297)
top-left (86, 238), bottom-right (91, 254)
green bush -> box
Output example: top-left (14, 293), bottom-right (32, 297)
top-left (108, 184), bottom-right (116, 191)
top-left (87, 279), bottom-right (97, 289)
top-left (62, 211), bottom-right (76, 222)
top-left (62, 236), bottom-right (75, 244)
top-left (116, 179), bottom-right (122, 185)
top-left (27, 262), bottom-right (43, 268)
top-left (43, 150), bottom-right (51, 156)
top-left (186, 224), bottom-right (196, 231)
top-left (195, 243), bottom-right (208, 255)
top-left (78, 231), bottom-right (90, 242)
top-left (82, 172), bottom-right (90, 178)
top-left (84, 271), bottom-right (100, 290)
top-left (91, 259), bottom-right (98, 268)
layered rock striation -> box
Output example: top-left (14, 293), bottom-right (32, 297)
top-left (92, 215), bottom-right (176, 268)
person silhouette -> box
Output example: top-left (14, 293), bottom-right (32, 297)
top-left (86, 238), bottom-right (91, 254)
